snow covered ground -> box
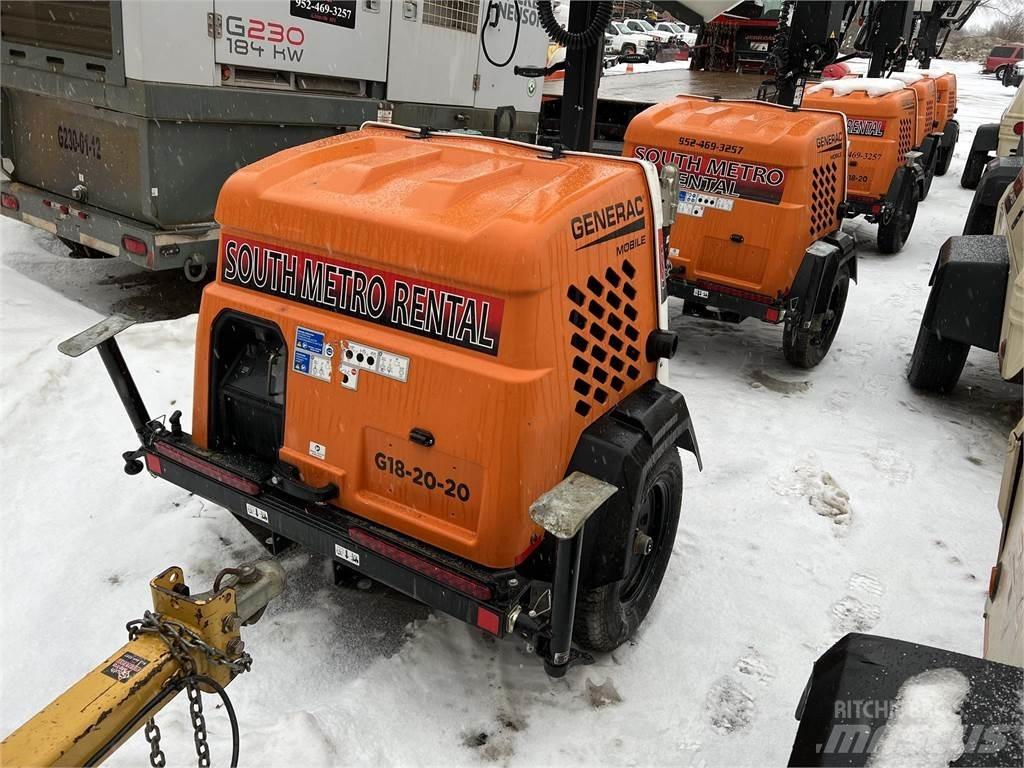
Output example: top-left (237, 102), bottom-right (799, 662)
top-left (1, 60), bottom-right (1020, 766)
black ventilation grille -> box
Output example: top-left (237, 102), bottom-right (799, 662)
top-left (567, 259), bottom-right (643, 418)
top-left (898, 116), bottom-right (914, 157)
top-left (809, 160), bottom-right (839, 238)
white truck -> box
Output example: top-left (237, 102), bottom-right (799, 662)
top-left (604, 20), bottom-right (655, 57)
top-left (623, 17), bottom-right (672, 47)
top-left (654, 20), bottom-right (698, 47)
top-left (0, 0), bottom-right (548, 278)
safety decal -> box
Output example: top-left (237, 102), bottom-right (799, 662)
top-left (246, 503), bottom-right (270, 523)
top-left (296, 326), bottom-right (326, 355)
top-left (222, 238), bottom-right (504, 356)
top-left (632, 146), bottom-right (787, 205)
top-left (293, 347), bottom-right (332, 383)
top-left (335, 543), bottom-right (360, 566)
top-left (290, 0), bottom-right (355, 29)
top-left (101, 651), bottom-right (149, 682)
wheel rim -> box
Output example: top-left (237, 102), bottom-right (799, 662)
top-left (620, 480), bottom-right (668, 607)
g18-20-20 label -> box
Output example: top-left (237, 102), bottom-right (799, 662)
top-left (374, 452), bottom-right (471, 502)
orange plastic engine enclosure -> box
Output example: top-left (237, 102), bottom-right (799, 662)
top-left (932, 73), bottom-right (957, 131)
top-left (622, 95), bottom-right (846, 303)
top-left (802, 85), bottom-right (916, 203)
top-left (906, 77), bottom-right (939, 144)
top-left (199, 124), bottom-right (662, 569)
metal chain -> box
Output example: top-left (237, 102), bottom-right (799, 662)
top-left (144, 718), bottom-right (167, 768)
top-left (127, 610), bottom-right (253, 676)
top-left (187, 682), bottom-right (211, 768)
top-left (127, 610), bottom-right (251, 767)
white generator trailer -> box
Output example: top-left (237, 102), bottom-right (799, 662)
top-left (0, 0), bottom-right (548, 277)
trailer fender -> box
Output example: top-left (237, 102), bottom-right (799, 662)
top-left (518, 380), bottom-right (700, 588)
top-left (963, 156), bottom-right (1024, 235)
top-left (923, 235), bottom-right (1009, 352)
top-left (969, 123), bottom-right (1000, 154)
top-left (790, 230), bottom-right (857, 319)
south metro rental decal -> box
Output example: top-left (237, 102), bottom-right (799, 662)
top-left (632, 146), bottom-right (786, 205)
top-left (222, 238), bottom-right (503, 356)
top-left (846, 118), bottom-right (887, 137)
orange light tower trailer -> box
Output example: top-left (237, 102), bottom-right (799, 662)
top-left (624, 95), bottom-right (856, 368)
top-left (803, 78), bottom-right (925, 254)
top-left (61, 124), bottom-right (701, 678)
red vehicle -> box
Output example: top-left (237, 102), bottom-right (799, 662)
top-left (983, 44), bottom-right (1024, 81)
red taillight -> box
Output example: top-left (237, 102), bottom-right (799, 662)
top-left (122, 235), bottom-right (148, 256)
top-left (1, 193), bottom-right (18, 211)
top-left (764, 307), bottom-right (780, 323)
top-left (348, 527), bottom-right (494, 601)
top-left (870, 203), bottom-right (883, 215)
top-left (145, 453), bottom-right (163, 475)
top-left (476, 606), bottom-right (501, 635)
top-left (152, 442), bottom-right (261, 495)
top-left (1014, 121), bottom-right (1023, 136)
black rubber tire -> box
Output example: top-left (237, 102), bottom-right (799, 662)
top-left (573, 449), bottom-right (682, 653)
top-left (876, 181), bottom-right (919, 254)
top-left (782, 265), bottom-right (850, 369)
top-left (935, 144), bottom-right (953, 176)
top-left (995, 65), bottom-right (1007, 82)
top-left (907, 322), bottom-right (970, 392)
top-left (621, 43), bottom-right (636, 55)
top-left (960, 150), bottom-right (988, 190)
top-left (920, 163), bottom-right (935, 200)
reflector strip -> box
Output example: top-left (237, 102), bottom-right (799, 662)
top-left (153, 443), bottom-right (261, 495)
top-left (145, 454), bottom-right (163, 475)
top-left (348, 527), bottom-right (493, 601)
top-left (476, 606), bottom-right (501, 635)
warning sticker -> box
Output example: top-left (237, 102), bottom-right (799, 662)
top-left (102, 651), bottom-right (149, 682)
top-left (335, 543), bottom-right (360, 566)
top-left (293, 349), bottom-right (332, 382)
top-left (296, 326), bottom-right (326, 355)
top-left (246, 503), bottom-right (270, 523)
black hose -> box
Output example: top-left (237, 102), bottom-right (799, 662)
top-left (481, 0), bottom-right (521, 68)
top-left (537, 0), bottom-right (612, 50)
